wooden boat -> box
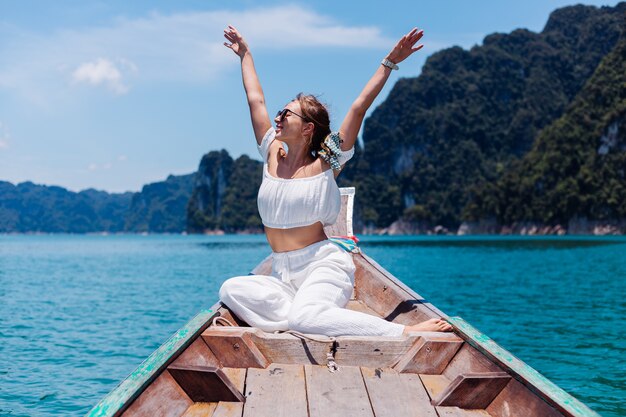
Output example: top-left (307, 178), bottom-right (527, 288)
top-left (87, 188), bottom-right (599, 417)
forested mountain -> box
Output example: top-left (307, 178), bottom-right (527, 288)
top-left (466, 32), bottom-right (626, 230)
top-left (340, 3), bottom-right (625, 231)
top-left (0, 181), bottom-right (132, 233)
top-left (187, 151), bottom-right (262, 233)
top-left (0, 174), bottom-right (193, 233)
top-left (125, 174), bottom-right (195, 233)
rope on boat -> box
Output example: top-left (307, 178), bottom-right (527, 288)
top-left (212, 316), bottom-right (236, 327)
top-left (326, 351), bottom-right (339, 373)
top-left (275, 330), bottom-right (340, 373)
top-left (275, 330), bottom-right (336, 343)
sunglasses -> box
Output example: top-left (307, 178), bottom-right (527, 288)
top-left (276, 108), bottom-right (308, 123)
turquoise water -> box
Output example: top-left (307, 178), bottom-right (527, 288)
top-left (0, 235), bottom-right (624, 417)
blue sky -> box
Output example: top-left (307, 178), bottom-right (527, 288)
top-left (0, 0), bottom-right (620, 193)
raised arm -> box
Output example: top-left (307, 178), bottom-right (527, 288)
top-left (339, 28), bottom-right (424, 151)
top-left (224, 25), bottom-right (272, 145)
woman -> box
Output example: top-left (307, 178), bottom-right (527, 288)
top-left (219, 25), bottom-right (452, 336)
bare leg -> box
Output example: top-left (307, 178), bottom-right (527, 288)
top-left (403, 318), bottom-right (453, 334)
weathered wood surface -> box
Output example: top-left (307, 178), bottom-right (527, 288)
top-left (353, 255), bottom-right (440, 325)
top-left (420, 374), bottom-right (452, 401)
top-left (432, 372), bottom-right (511, 409)
top-left (222, 368), bottom-right (246, 392)
top-left (202, 327), bottom-right (269, 369)
top-left (356, 252), bottom-right (447, 319)
top-left (212, 402), bottom-right (244, 417)
top-left (171, 338), bottom-right (220, 368)
top-left (243, 364), bottom-right (308, 417)
top-left (251, 332), bottom-right (332, 365)
top-left (443, 344), bottom-right (503, 380)
top-left (181, 402), bottom-right (218, 417)
top-left (448, 317), bottom-right (601, 417)
top-left (305, 364), bottom-right (374, 417)
top-left (334, 334), bottom-right (420, 367)
top-left (212, 368), bottom-right (247, 417)
top-left (168, 365), bottom-right (245, 403)
top-left (487, 378), bottom-right (562, 417)
top-left (435, 407), bottom-right (492, 417)
top-left (394, 333), bottom-right (463, 374)
top-left (361, 367), bottom-right (437, 417)
top-left (122, 371), bottom-right (192, 417)
top-left (88, 309), bottom-right (217, 417)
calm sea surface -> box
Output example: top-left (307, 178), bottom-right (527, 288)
top-left (0, 234), bottom-right (624, 417)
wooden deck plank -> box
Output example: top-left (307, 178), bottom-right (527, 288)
top-left (361, 367), bottom-right (437, 417)
top-left (251, 332), bottom-right (332, 365)
top-left (243, 364), bottom-right (307, 417)
top-left (222, 368), bottom-right (246, 393)
top-left (305, 365), bottom-right (374, 417)
top-left (435, 407), bottom-right (492, 417)
top-left (181, 402), bottom-right (218, 417)
top-left (211, 368), bottom-right (247, 417)
top-left (334, 335), bottom-right (420, 367)
top-left (212, 402), bottom-right (244, 417)
top-left (420, 374), bottom-right (451, 401)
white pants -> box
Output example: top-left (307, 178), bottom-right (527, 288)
top-left (219, 240), bottom-right (405, 337)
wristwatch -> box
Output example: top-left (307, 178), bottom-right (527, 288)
top-left (381, 58), bottom-right (399, 70)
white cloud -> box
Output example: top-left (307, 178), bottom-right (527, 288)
top-left (0, 5), bottom-right (392, 102)
top-left (117, 154), bottom-right (128, 162)
top-left (86, 160), bottom-right (119, 171)
top-left (72, 58), bottom-right (130, 94)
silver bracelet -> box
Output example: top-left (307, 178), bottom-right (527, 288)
top-left (381, 58), bottom-right (399, 70)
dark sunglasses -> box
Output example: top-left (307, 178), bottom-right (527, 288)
top-left (276, 108), bottom-right (308, 122)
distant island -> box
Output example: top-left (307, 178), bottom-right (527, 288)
top-left (1, 3), bottom-right (624, 235)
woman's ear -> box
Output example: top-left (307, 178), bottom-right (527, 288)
top-left (302, 122), bottom-right (315, 138)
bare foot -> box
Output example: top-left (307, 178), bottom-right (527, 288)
top-left (403, 318), bottom-right (453, 334)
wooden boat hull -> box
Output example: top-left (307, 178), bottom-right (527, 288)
top-left (86, 250), bottom-right (599, 417)
top-left (86, 189), bottom-right (599, 417)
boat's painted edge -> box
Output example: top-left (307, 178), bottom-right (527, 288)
top-left (448, 316), bottom-right (600, 417)
top-left (85, 308), bottom-right (218, 417)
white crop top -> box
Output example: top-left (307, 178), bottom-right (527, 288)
top-left (257, 127), bottom-right (354, 229)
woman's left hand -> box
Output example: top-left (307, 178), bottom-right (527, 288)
top-left (386, 28), bottom-right (424, 64)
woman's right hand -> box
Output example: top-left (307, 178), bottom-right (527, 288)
top-left (223, 25), bottom-right (249, 58)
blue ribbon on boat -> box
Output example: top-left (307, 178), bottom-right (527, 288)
top-left (328, 235), bottom-right (360, 253)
